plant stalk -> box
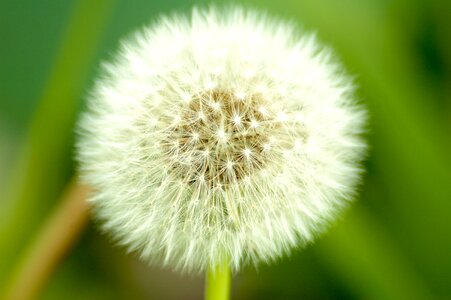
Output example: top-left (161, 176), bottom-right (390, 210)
top-left (3, 179), bottom-right (91, 300)
top-left (205, 260), bottom-right (231, 300)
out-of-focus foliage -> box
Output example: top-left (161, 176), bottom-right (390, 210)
top-left (0, 0), bottom-right (450, 299)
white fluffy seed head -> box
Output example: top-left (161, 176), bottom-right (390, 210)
top-left (76, 6), bottom-right (367, 273)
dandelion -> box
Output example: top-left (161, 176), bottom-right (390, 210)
top-left (76, 4), bottom-right (366, 285)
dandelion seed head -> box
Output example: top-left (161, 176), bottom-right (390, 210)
top-left (77, 6), bottom-right (367, 273)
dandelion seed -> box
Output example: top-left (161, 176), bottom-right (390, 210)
top-left (191, 132), bottom-right (200, 141)
top-left (197, 111), bottom-right (205, 120)
top-left (243, 148), bottom-right (252, 159)
top-left (250, 119), bottom-right (259, 129)
top-left (235, 91), bottom-right (246, 100)
top-left (226, 160), bottom-right (235, 170)
top-left (216, 129), bottom-right (227, 142)
top-left (232, 115), bottom-right (242, 126)
top-left (210, 101), bottom-right (221, 111)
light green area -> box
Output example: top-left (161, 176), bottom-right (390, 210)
top-left (316, 204), bottom-right (433, 300)
top-left (0, 0), bottom-right (116, 293)
top-left (205, 262), bottom-right (231, 300)
top-left (0, 0), bottom-right (450, 299)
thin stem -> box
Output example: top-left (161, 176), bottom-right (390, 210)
top-left (3, 178), bottom-right (91, 300)
top-left (205, 260), bottom-right (231, 300)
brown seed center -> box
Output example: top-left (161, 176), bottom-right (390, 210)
top-left (161, 89), bottom-right (280, 188)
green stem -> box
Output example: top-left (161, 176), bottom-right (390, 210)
top-left (205, 261), bottom-right (231, 300)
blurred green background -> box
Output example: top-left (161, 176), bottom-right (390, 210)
top-left (1, 0), bottom-right (450, 299)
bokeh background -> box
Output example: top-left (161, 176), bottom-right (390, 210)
top-left (1, 0), bottom-right (450, 299)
